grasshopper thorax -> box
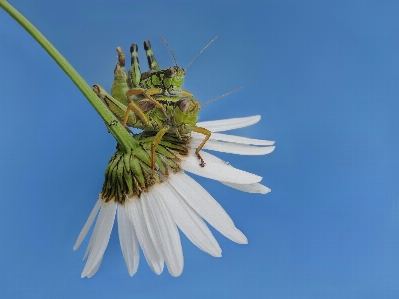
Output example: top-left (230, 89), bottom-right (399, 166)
top-left (139, 65), bottom-right (186, 96)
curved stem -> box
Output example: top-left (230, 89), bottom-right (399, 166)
top-left (0, 0), bottom-right (137, 153)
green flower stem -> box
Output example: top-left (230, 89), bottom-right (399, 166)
top-left (0, 0), bottom-right (137, 153)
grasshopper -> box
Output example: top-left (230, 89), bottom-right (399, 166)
top-left (94, 39), bottom-right (213, 170)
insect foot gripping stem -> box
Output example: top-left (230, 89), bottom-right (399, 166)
top-left (92, 84), bottom-right (149, 129)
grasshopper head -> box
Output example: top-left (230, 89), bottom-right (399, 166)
top-left (173, 96), bottom-right (200, 133)
top-left (163, 66), bottom-right (186, 95)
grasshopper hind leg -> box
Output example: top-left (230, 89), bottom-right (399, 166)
top-left (143, 40), bottom-right (160, 71)
top-left (192, 126), bottom-right (211, 167)
top-left (129, 44), bottom-right (141, 88)
top-left (125, 41), bottom-right (169, 120)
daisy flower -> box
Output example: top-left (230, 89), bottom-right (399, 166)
top-left (73, 115), bottom-right (275, 278)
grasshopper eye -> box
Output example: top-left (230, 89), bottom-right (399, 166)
top-left (179, 99), bottom-right (191, 112)
top-left (165, 66), bottom-right (177, 78)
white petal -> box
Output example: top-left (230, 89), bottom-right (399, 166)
top-left (83, 202), bottom-right (106, 261)
top-left (117, 205), bottom-right (140, 276)
top-left (191, 139), bottom-right (275, 155)
top-left (86, 256), bottom-right (103, 278)
top-left (73, 199), bottom-right (101, 251)
top-left (81, 202), bottom-right (117, 278)
top-left (192, 132), bottom-right (274, 146)
top-left (196, 115), bottom-right (261, 132)
top-left (124, 198), bottom-right (164, 275)
top-left (83, 234), bottom-right (92, 260)
top-left (169, 173), bottom-right (248, 244)
top-left (221, 182), bottom-right (271, 194)
top-left (160, 182), bottom-right (222, 257)
top-left (181, 150), bottom-right (262, 184)
top-left (141, 188), bottom-right (184, 277)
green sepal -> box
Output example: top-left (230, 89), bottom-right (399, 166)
top-left (134, 146), bottom-right (152, 166)
top-left (140, 162), bottom-right (160, 183)
top-left (124, 153), bottom-right (131, 172)
top-left (155, 145), bottom-right (176, 159)
top-left (116, 158), bottom-right (125, 192)
top-left (154, 155), bottom-right (166, 174)
top-left (129, 156), bottom-right (145, 188)
top-left (159, 139), bottom-right (187, 151)
top-left (124, 167), bottom-right (133, 195)
top-left (161, 155), bottom-right (181, 172)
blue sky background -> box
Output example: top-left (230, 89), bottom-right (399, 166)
top-left (1, 0), bottom-right (399, 298)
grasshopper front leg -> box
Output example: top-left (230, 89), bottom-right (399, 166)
top-left (150, 126), bottom-right (169, 171)
top-left (122, 98), bottom-right (151, 127)
top-left (192, 126), bottom-right (211, 167)
top-left (125, 87), bottom-right (168, 116)
top-left (93, 84), bottom-right (150, 127)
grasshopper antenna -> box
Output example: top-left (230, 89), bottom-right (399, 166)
top-left (185, 36), bottom-right (218, 71)
top-left (159, 36), bottom-right (179, 66)
top-left (200, 87), bottom-right (243, 109)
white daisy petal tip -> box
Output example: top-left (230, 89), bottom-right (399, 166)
top-left (124, 198), bottom-right (165, 276)
top-left (266, 145), bottom-right (276, 154)
top-left (80, 202), bottom-right (117, 278)
top-left (263, 187), bottom-right (271, 194)
top-left (222, 182), bottom-right (271, 194)
top-left (117, 205), bottom-right (140, 277)
top-left (240, 231), bottom-right (248, 244)
top-left (73, 200), bottom-right (101, 251)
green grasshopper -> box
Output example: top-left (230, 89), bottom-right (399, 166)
top-left (94, 39), bottom-right (213, 170)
